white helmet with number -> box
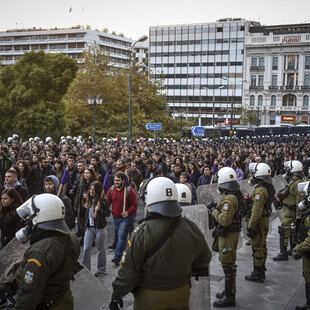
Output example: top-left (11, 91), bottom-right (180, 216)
top-left (284, 160), bottom-right (304, 177)
top-left (249, 162), bottom-right (272, 184)
top-left (175, 183), bottom-right (192, 206)
top-left (143, 177), bottom-right (182, 217)
top-left (218, 167), bottom-right (240, 191)
top-left (16, 194), bottom-right (69, 233)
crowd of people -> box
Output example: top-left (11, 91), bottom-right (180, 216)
top-left (0, 134), bottom-right (310, 308)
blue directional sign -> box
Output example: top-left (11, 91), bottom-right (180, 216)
top-left (146, 123), bottom-right (162, 130)
top-left (191, 126), bottom-right (205, 136)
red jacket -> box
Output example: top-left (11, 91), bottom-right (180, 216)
top-left (106, 186), bottom-right (137, 218)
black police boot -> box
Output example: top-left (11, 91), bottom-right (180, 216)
top-left (295, 283), bottom-right (310, 310)
top-left (214, 267), bottom-right (236, 307)
top-left (245, 266), bottom-right (264, 283)
top-left (288, 243), bottom-right (297, 256)
top-left (273, 226), bottom-right (289, 261)
top-left (216, 291), bottom-right (225, 299)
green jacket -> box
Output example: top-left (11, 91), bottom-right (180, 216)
top-left (283, 177), bottom-right (304, 216)
top-left (112, 216), bottom-right (211, 299)
top-left (212, 194), bottom-right (238, 227)
top-left (248, 185), bottom-right (269, 229)
top-left (297, 215), bottom-right (310, 254)
top-left (14, 233), bottom-right (80, 310)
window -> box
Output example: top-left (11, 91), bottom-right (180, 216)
top-left (258, 75), bottom-right (264, 87)
top-left (287, 55), bottom-right (296, 69)
top-left (287, 73), bottom-right (295, 87)
top-left (272, 75), bottom-right (277, 86)
top-left (251, 57), bottom-right (257, 67)
top-left (272, 56), bottom-right (278, 69)
top-left (258, 95), bottom-right (263, 106)
top-left (251, 75), bottom-right (257, 86)
top-left (271, 95), bottom-right (276, 106)
top-left (305, 74), bottom-right (310, 86)
top-left (259, 57), bottom-right (264, 67)
top-left (304, 96), bottom-right (309, 107)
top-left (305, 56), bottom-right (310, 69)
top-left (250, 95), bottom-right (255, 106)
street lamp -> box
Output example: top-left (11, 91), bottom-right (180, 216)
top-left (87, 94), bottom-right (103, 144)
top-left (129, 35), bottom-right (148, 141)
top-left (204, 86), bottom-right (224, 126)
top-left (222, 77), bottom-right (246, 140)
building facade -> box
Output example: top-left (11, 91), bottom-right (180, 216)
top-left (149, 18), bottom-right (256, 126)
top-left (0, 27), bottom-right (134, 67)
top-left (243, 23), bottom-right (310, 125)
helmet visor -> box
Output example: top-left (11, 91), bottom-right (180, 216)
top-left (248, 163), bottom-right (257, 173)
top-left (16, 198), bottom-right (33, 221)
top-left (284, 161), bottom-right (291, 171)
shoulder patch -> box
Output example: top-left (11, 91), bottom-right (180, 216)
top-left (27, 258), bottom-right (41, 267)
top-left (121, 252), bottom-right (127, 264)
top-left (223, 203), bottom-right (229, 211)
top-left (23, 271), bottom-right (35, 285)
top-left (255, 194), bottom-right (261, 200)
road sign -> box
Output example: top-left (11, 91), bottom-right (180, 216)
top-left (146, 123), bottom-right (162, 130)
top-left (191, 126), bottom-right (205, 136)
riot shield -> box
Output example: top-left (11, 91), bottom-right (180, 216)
top-left (182, 204), bottom-right (211, 310)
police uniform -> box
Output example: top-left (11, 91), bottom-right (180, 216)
top-left (14, 232), bottom-right (80, 310)
top-left (281, 177), bottom-right (305, 249)
top-left (212, 193), bottom-right (240, 301)
top-left (295, 209), bottom-right (310, 309)
top-left (111, 216), bottom-right (211, 310)
top-left (245, 181), bottom-right (274, 282)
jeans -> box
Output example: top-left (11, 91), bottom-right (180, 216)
top-left (82, 226), bottom-right (107, 272)
top-left (113, 216), bottom-right (134, 261)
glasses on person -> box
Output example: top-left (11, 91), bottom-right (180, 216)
top-left (114, 179), bottom-right (122, 183)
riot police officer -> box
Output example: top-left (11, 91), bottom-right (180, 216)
top-left (2, 194), bottom-right (80, 309)
top-left (293, 181), bottom-right (310, 310)
top-left (175, 183), bottom-right (192, 206)
top-left (244, 163), bottom-right (275, 283)
top-left (274, 160), bottom-right (305, 261)
top-left (207, 167), bottom-right (243, 308)
top-left (109, 177), bottom-right (211, 310)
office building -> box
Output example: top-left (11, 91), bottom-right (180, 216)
top-left (0, 27), bottom-right (134, 67)
top-left (149, 18), bottom-right (256, 126)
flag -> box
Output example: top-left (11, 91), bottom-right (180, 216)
top-left (103, 168), bottom-right (111, 194)
top-left (60, 169), bottom-right (73, 191)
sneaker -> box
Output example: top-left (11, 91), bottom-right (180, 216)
top-left (95, 271), bottom-right (106, 277)
top-left (112, 258), bottom-right (120, 266)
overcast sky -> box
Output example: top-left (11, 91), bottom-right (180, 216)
top-left (1, 0), bottom-right (309, 39)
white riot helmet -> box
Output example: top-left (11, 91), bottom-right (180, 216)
top-left (249, 162), bottom-right (272, 184)
top-left (175, 183), bottom-right (192, 206)
top-left (217, 167), bottom-right (240, 192)
top-left (284, 160), bottom-right (304, 177)
top-left (16, 194), bottom-right (69, 243)
top-left (142, 177), bottom-right (182, 217)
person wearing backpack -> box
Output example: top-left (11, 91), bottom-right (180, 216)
top-left (245, 163), bottom-right (275, 283)
top-left (106, 172), bottom-right (137, 266)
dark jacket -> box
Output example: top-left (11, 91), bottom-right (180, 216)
top-left (43, 175), bottom-right (75, 230)
top-left (31, 164), bottom-right (56, 195)
top-left (0, 208), bottom-right (23, 246)
top-left (84, 198), bottom-right (110, 229)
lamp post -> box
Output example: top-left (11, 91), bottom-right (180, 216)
top-left (87, 94), bottom-right (103, 144)
top-left (129, 34), bottom-right (148, 142)
top-left (204, 86), bottom-right (224, 126)
top-left (222, 77), bottom-right (246, 141)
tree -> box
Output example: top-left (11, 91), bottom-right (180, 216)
top-left (0, 50), bottom-right (78, 140)
top-left (238, 107), bottom-right (258, 126)
top-left (66, 44), bottom-right (180, 140)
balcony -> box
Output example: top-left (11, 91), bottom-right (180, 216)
top-left (269, 86), bottom-right (278, 90)
top-left (250, 65), bottom-right (265, 71)
top-left (249, 86), bottom-right (264, 90)
top-left (301, 86), bottom-right (310, 90)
